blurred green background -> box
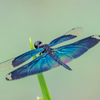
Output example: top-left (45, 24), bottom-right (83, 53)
top-left (0, 0), bottom-right (100, 100)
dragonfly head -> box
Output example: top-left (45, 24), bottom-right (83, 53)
top-left (34, 41), bottom-right (43, 48)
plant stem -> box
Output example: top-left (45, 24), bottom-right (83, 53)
top-left (29, 38), bottom-right (52, 100)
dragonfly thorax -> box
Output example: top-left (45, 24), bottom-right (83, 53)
top-left (39, 44), bottom-right (53, 54)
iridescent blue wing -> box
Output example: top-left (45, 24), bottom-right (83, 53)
top-left (0, 48), bottom-right (43, 71)
top-left (53, 35), bottom-right (100, 63)
top-left (49, 27), bottom-right (83, 47)
top-left (6, 53), bottom-right (60, 81)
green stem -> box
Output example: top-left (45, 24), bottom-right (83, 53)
top-left (29, 38), bottom-right (52, 100)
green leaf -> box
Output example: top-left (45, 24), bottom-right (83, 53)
top-left (29, 38), bottom-right (52, 100)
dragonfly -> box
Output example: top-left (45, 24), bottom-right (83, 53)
top-left (0, 27), bottom-right (100, 81)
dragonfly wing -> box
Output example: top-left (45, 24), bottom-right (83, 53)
top-left (12, 48), bottom-right (44, 67)
top-left (0, 58), bottom-right (14, 71)
top-left (0, 48), bottom-right (44, 71)
top-left (49, 27), bottom-right (83, 47)
top-left (6, 53), bottom-right (60, 81)
top-left (53, 35), bottom-right (100, 64)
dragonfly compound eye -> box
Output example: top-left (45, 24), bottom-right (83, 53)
top-left (34, 41), bottom-right (42, 48)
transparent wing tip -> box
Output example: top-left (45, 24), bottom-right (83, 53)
top-left (91, 35), bottom-right (100, 40)
top-left (6, 73), bottom-right (12, 81)
top-left (66, 27), bottom-right (83, 36)
top-left (0, 58), bottom-right (14, 72)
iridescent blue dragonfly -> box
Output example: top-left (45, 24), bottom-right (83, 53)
top-left (0, 27), bottom-right (100, 81)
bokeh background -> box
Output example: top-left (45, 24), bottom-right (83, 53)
top-left (0, 0), bottom-right (100, 100)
